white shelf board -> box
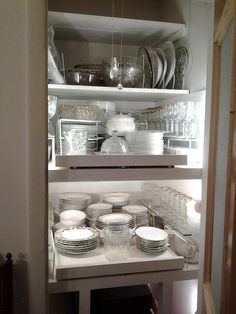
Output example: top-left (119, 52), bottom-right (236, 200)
top-left (48, 166), bottom-right (202, 182)
top-left (54, 246), bottom-right (184, 281)
top-left (48, 84), bottom-right (189, 102)
top-left (55, 153), bottom-right (187, 168)
top-left (48, 11), bottom-right (186, 46)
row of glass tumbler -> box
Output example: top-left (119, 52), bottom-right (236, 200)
top-left (143, 182), bottom-right (194, 224)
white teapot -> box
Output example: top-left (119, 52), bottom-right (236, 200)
top-left (106, 113), bottom-right (136, 136)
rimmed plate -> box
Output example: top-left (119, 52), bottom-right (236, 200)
top-left (60, 192), bottom-right (91, 203)
top-left (138, 47), bottom-right (152, 88)
top-left (161, 41), bottom-right (176, 88)
top-left (136, 243), bottom-right (169, 254)
top-left (155, 47), bottom-right (167, 88)
top-left (135, 226), bottom-right (168, 242)
top-left (147, 48), bottom-right (163, 88)
top-left (55, 227), bottom-right (98, 241)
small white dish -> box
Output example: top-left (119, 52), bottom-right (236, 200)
top-left (135, 226), bottom-right (168, 242)
top-left (60, 209), bottom-right (86, 222)
top-left (103, 192), bottom-right (130, 206)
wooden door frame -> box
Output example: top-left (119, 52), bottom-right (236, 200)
top-left (203, 0), bottom-right (236, 313)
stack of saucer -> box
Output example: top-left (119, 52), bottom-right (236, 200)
top-left (54, 227), bottom-right (99, 255)
top-left (135, 226), bottom-right (169, 254)
top-left (59, 192), bottom-right (92, 212)
top-left (122, 205), bottom-right (148, 227)
top-left (86, 203), bottom-right (113, 227)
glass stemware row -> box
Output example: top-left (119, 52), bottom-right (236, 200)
top-left (138, 101), bottom-right (205, 140)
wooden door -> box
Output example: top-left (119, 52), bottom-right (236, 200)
top-left (203, 0), bottom-right (236, 313)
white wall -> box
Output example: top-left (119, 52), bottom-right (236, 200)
top-left (0, 0), bottom-right (47, 313)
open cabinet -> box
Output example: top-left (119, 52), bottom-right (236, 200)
top-left (47, 1), bottom-right (212, 314)
top-left (6, 1), bottom-right (236, 314)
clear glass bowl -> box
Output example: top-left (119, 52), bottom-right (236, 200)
top-left (100, 131), bottom-right (129, 154)
top-left (102, 56), bottom-right (143, 88)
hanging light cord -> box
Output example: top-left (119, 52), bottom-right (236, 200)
top-left (119, 0), bottom-right (124, 66)
top-left (111, 0), bottom-right (115, 58)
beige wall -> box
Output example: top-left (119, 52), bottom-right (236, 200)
top-left (0, 0), bottom-right (47, 313)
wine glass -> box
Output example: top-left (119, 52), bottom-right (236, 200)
top-left (48, 95), bottom-right (57, 136)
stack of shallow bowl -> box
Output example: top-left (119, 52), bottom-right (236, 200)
top-left (122, 205), bottom-right (148, 227)
top-left (125, 131), bottom-right (165, 154)
top-left (135, 226), bottom-right (169, 254)
top-left (54, 227), bottom-right (99, 255)
top-left (96, 213), bottom-right (135, 231)
top-left (59, 192), bottom-right (92, 213)
top-left (86, 203), bottom-right (113, 227)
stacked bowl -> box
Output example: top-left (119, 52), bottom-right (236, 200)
top-left (59, 192), bottom-right (92, 212)
top-left (96, 213), bottom-right (135, 231)
top-left (122, 205), bottom-right (148, 227)
top-left (86, 203), bottom-right (113, 227)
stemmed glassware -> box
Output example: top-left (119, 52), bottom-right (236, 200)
top-left (48, 95), bottom-right (57, 137)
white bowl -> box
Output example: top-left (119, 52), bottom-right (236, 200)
top-left (103, 192), bottom-right (130, 206)
top-left (87, 202), bottom-right (113, 211)
top-left (60, 209), bottom-right (86, 223)
top-left (87, 203), bottom-right (113, 218)
top-left (122, 205), bottom-right (147, 214)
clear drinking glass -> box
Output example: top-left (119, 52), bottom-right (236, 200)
top-left (63, 130), bottom-right (87, 155)
top-left (103, 225), bottom-right (132, 261)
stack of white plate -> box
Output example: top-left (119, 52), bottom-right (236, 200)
top-left (122, 205), bottom-right (148, 227)
top-left (125, 131), bottom-right (165, 154)
top-left (59, 192), bottom-right (92, 212)
top-left (96, 213), bottom-right (135, 231)
top-left (135, 226), bottom-right (169, 254)
top-left (103, 192), bottom-right (130, 207)
top-left (86, 203), bottom-right (113, 227)
top-left (54, 227), bottom-right (99, 255)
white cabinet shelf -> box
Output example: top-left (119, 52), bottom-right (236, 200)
top-left (48, 166), bottom-right (202, 182)
top-left (48, 11), bottom-right (186, 46)
top-left (48, 84), bottom-right (189, 102)
top-left (55, 153), bottom-right (187, 168)
top-left (53, 246), bottom-right (184, 281)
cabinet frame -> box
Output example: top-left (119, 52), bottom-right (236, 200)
top-left (202, 0), bottom-right (236, 313)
